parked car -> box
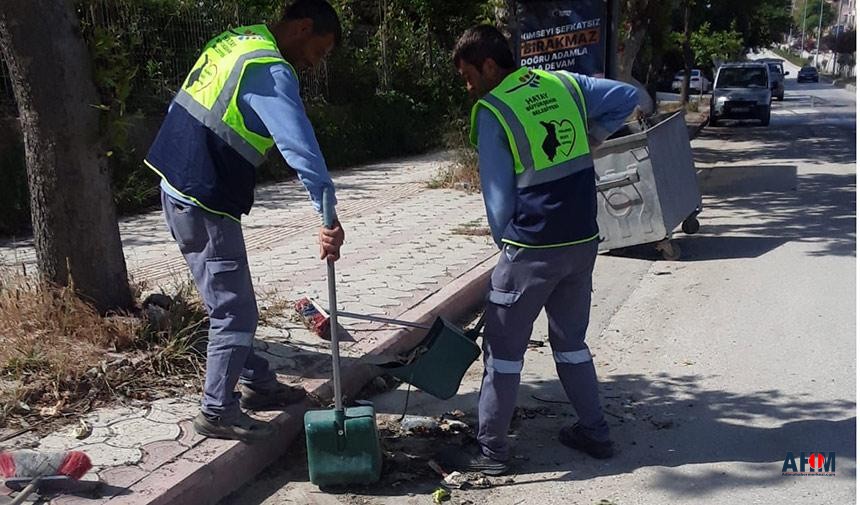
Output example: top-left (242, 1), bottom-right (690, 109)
top-left (797, 65), bottom-right (819, 83)
top-left (672, 69), bottom-right (711, 93)
top-left (709, 62), bottom-right (772, 127)
top-left (757, 58), bottom-right (788, 100)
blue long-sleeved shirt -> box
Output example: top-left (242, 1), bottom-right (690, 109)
top-left (477, 72), bottom-right (640, 247)
top-left (162, 62), bottom-right (335, 214)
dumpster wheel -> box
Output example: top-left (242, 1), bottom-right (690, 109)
top-left (656, 240), bottom-right (681, 261)
top-left (682, 216), bottom-right (700, 235)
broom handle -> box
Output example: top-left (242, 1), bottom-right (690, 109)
top-left (10, 478), bottom-right (40, 505)
top-left (323, 189), bottom-right (343, 413)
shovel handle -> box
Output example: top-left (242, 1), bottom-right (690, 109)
top-left (322, 188), bottom-right (343, 413)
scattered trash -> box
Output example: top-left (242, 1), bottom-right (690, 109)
top-left (72, 420), bottom-right (93, 440)
top-left (431, 487), bottom-right (451, 503)
top-left (401, 415), bottom-right (440, 433)
top-left (39, 400), bottom-right (64, 418)
top-left (527, 339), bottom-right (546, 348)
top-left (439, 419), bottom-right (469, 432)
top-left (447, 409), bottom-right (466, 418)
top-left (472, 477), bottom-right (492, 488)
top-left (443, 471), bottom-right (466, 488)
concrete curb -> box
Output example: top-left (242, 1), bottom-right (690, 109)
top-left (107, 253), bottom-right (498, 505)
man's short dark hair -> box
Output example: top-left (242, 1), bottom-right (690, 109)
top-left (452, 25), bottom-right (515, 70)
top-left (283, 0), bottom-right (342, 46)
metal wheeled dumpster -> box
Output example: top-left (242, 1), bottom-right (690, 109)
top-left (592, 111), bottom-right (702, 260)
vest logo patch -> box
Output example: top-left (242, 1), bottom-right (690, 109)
top-left (185, 54), bottom-right (218, 92)
top-left (506, 70), bottom-right (542, 93)
top-left (539, 119), bottom-right (576, 161)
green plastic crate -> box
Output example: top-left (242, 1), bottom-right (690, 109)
top-left (304, 405), bottom-right (382, 487)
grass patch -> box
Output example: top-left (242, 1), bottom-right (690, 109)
top-left (429, 118), bottom-right (480, 193)
top-left (772, 48), bottom-right (812, 69)
top-left (0, 273), bottom-right (209, 432)
top-left (428, 148), bottom-right (480, 193)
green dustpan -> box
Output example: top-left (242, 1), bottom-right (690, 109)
top-left (381, 315), bottom-right (483, 400)
top-left (305, 190), bottom-right (382, 487)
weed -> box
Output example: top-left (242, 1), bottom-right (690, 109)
top-left (0, 272), bottom-right (209, 431)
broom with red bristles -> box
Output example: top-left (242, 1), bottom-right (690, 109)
top-left (0, 450), bottom-right (92, 504)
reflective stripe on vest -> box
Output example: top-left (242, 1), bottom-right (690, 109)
top-left (470, 68), bottom-right (592, 189)
top-left (174, 25), bottom-right (294, 166)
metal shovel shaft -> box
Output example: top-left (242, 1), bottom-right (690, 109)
top-left (323, 190), bottom-right (343, 413)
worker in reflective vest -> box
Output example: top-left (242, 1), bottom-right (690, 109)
top-left (439, 25), bottom-right (640, 475)
top-left (145, 0), bottom-right (344, 443)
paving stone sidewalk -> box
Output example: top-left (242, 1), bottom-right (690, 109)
top-left (0, 151), bottom-right (498, 504)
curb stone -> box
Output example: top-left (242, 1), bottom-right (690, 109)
top-left (101, 253), bottom-right (497, 505)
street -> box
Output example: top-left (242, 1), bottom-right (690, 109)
top-left (221, 77), bottom-right (856, 505)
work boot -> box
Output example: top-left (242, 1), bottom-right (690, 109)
top-left (193, 411), bottom-right (273, 444)
top-left (559, 424), bottom-right (614, 459)
top-left (239, 381), bottom-right (306, 411)
top-left (435, 441), bottom-right (509, 476)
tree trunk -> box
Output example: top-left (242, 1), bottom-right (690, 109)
top-left (617, 0), bottom-right (650, 83)
top-left (618, 24), bottom-right (649, 82)
top-left (680, 0), bottom-right (693, 105)
top-left (0, 0), bottom-right (133, 313)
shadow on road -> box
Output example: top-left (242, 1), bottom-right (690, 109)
top-left (608, 144), bottom-right (854, 262)
top-left (695, 125), bottom-right (855, 167)
top-left (693, 165), bottom-right (855, 258)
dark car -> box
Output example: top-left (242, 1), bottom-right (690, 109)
top-left (797, 65), bottom-right (819, 83)
top-left (710, 62), bottom-right (772, 127)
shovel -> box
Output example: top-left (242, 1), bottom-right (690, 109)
top-left (304, 189), bottom-right (382, 487)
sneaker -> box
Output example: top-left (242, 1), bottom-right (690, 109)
top-left (192, 412), bottom-right (273, 444)
top-left (239, 382), bottom-right (306, 411)
top-left (559, 424), bottom-right (614, 459)
top-left (435, 441), bottom-right (509, 476)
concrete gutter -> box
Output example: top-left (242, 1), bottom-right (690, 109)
top-left (107, 254), bottom-right (497, 505)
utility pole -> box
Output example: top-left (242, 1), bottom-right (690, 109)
top-left (815, 0), bottom-right (824, 66)
top-left (680, 0), bottom-right (693, 105)
top-left (801, 0), bottom-right (809, 54)
top-left (836, 0), bottom-right (845, 34)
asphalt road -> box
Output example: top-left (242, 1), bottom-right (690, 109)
top-left (221, 67), bottom-right (856, 505)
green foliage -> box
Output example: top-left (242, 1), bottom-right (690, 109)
top-left (683, 21), bottom-right (745, 67)
top-left (772, 47), bottom-right (812, 67)
top-left (793, 0), bottom-right (836, 36)
top-left (308, 90), bottom-right (434, 168)
top-left (0, 0), bottom-right (494, 236)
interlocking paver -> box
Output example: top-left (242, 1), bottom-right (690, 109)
top-left (109, 418), bottom-right (181, 448)
top-left (80, 444), bottom-right (142, 467)
top-left (0, 152), bottom-right (499, 504)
